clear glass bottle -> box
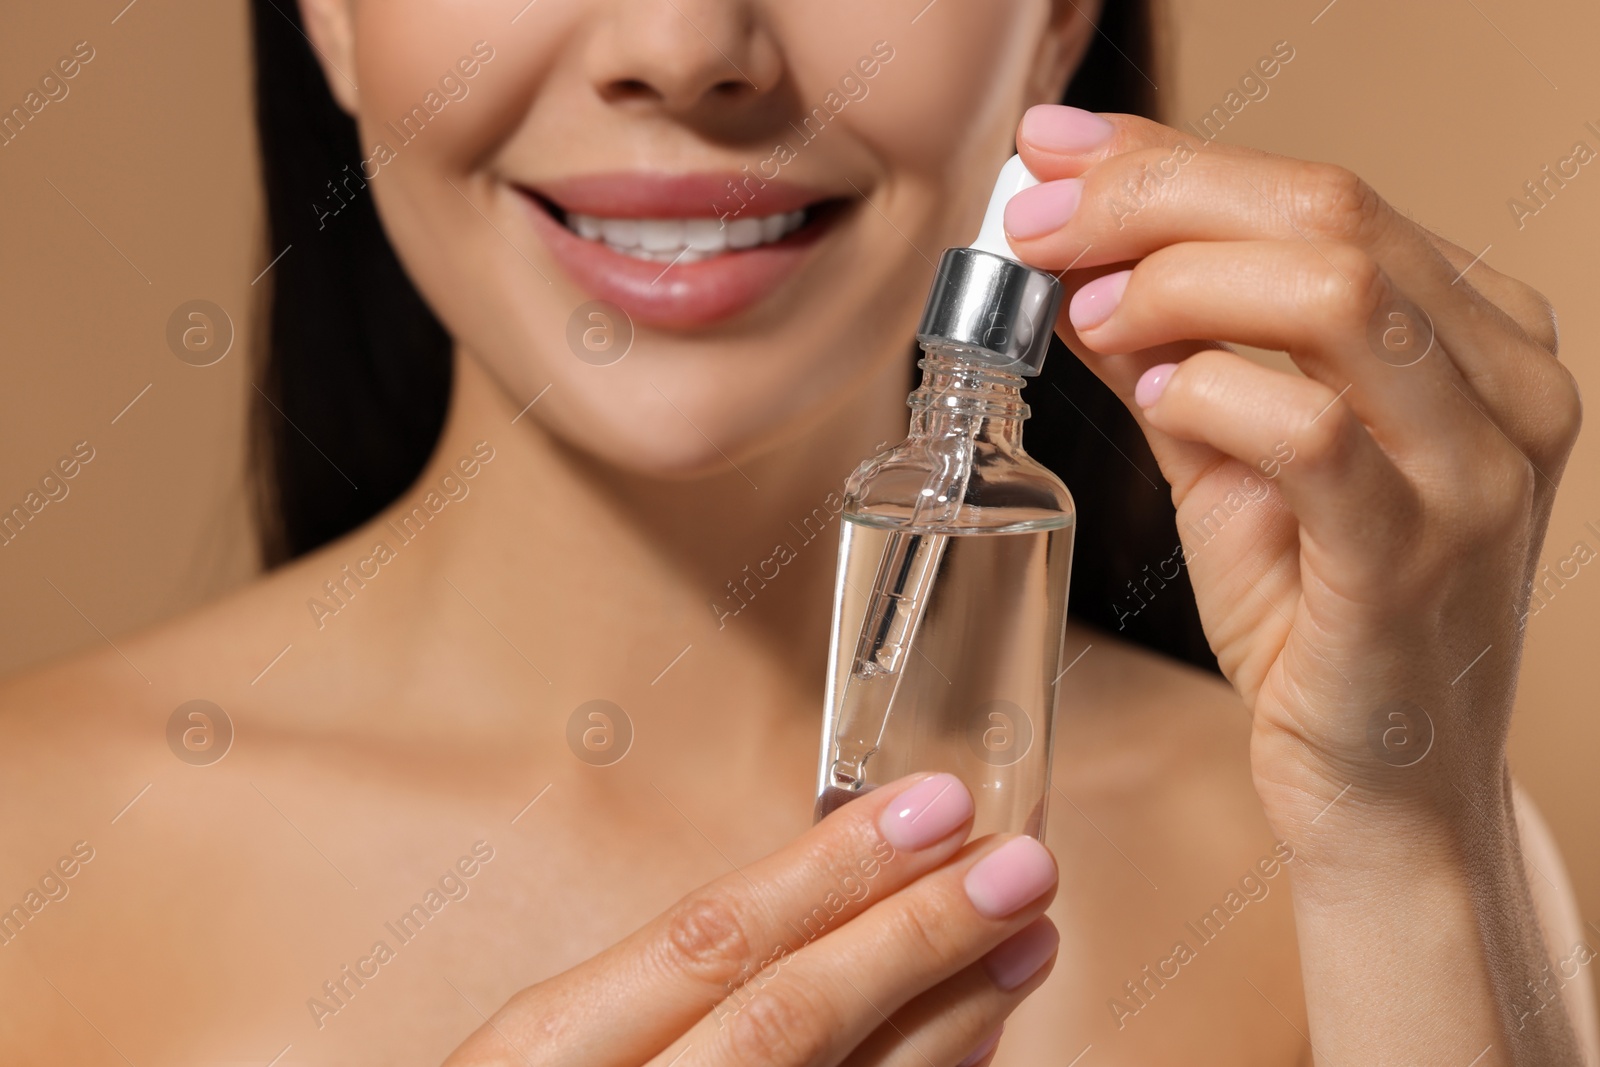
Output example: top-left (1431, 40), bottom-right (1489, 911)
top-left (814, 156), bottom-right (1075, 840)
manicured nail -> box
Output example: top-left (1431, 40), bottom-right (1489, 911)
top-left (982, 916), bottom-right (1059, 991)
top-left (1004, 179), bottom-right (1082, 240)
top-left (957, 1024), bottom-right (1004, 1067)
top-left (878, 773), bottom-right (973, 851)
top-left (1068, 270), bottom-right (1131, 332)
top-left (963, 836), bottom-right (1056, 919)
top-left (1020, 104), bottom-right (1114, 154)
top-left (1135, 363), bottom-right (1178, 408)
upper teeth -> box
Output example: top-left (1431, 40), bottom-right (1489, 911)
top-left (565, 210), bottom-right (807, 262)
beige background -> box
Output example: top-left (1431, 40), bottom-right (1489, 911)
top-left (2, 0), bottom-right (1596, 966)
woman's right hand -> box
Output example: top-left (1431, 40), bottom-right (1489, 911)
top-left (442, 773), bottom-right (1061, 1067)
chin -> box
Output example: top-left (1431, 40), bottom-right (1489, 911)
top-left (554, 419), bottom-right (768, 484)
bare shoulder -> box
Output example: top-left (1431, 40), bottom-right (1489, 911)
top-left (0, 578), bottom-right (267, 1051)
top-left (0, 540), bottom-right (446, 1059)
top-left (0, 542), bottom-right (357, 845)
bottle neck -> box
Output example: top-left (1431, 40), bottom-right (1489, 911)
top-left (907, 344), bottom-right (1029, 448)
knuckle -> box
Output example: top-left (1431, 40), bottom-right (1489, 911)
top-left (1104, 151), bottom-right (1167, 202)
top-left (1304, 244), bottom-right (1385, 329)
top-left (1291, 163), bottom-right (1385, 243)
top-left (1548, 361), bottom-right (1584, 450)
top-left (1173, 348), bottom-right (1231, 398)
top-left (660, 887), bottom-right (755, 985)
top-left (1508, 281), bottom-right (1561, 356)
top-left (1519, 359), bottom-right (1585, 471)
top-left (1506, 361), bottom-right (1582, 477)
top-left (725, 980), bottom-right (832, 1065)
top-left (1287, 391), bottom-right (1358, 470)
top-left (792, 826), bottom-right (877, 913)
top-left (1476, 457), bottom-right (1537, 542)
top-left (884, 890), bottom-right (958, 964)
top-left (1444, 443), bottom-right (1535, 548)
top-left (1137, 241), bottom-right (1184, 279)
top-left (445, 992), bottom-right (570, 1065)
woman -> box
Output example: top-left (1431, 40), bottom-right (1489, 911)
top-left (1, 0), bottom-right (1593, 1063)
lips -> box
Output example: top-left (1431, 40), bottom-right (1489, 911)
top-left (513, 172), bottom-right (846, 330)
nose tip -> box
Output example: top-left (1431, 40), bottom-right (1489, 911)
top-left (601, 74), bottom-right (759, 112)
top-left (587, 1), bottom-right (776, 116)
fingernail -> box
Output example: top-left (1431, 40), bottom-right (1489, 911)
top-left (1068, 270), bottom-right (1131, 332)
top-left (1020, 104), bottom-right (1114, 154)
top-left (964, 837), bottom-right (1056, 919)
top-left (1003, 179), bottom-right (1082, 240)
top-left (1135, 363), bottom-right (1178, 408)
top-left (957, 1024), bottom-right (1004, 1067)
top-left (878, 773), bottom-right (973, 851)
top-left (982, 916), bottom-right (1059, 991)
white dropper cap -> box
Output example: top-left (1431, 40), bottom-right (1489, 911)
top-left (913, 153), bottom-right (1062, 374)
top-left (968, 154), bottom-right (1041, 263)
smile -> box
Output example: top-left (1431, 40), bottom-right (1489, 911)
top-left (514, 172), bottom-right (847, 329)
top-left (562, 209), bottom-right (810, 264)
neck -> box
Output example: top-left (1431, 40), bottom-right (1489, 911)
top-left (365, 347), bottom-right (911, 745)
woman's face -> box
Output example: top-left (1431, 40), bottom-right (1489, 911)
top-left (300, 0), bottom-right (1090, 476)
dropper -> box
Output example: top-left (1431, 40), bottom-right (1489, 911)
top-left (827, 154), bottom-right (1064, 796)
top-left (915, 153), bottom-right (1063, 377)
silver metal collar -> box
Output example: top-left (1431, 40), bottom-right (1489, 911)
top-left (914, 247), bottom-right (1063, 376)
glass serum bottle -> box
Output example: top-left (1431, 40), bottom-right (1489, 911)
top-left (815, 156), bottom-right (1075, 840)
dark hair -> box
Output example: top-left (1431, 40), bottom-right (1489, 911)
top-left (249, 0), bottom-right (1218, 674)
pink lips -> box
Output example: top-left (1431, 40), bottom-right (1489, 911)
top-left (514, 172), bottom-right (840, 330)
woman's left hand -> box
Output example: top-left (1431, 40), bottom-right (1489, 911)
top-left (1006, 105), bottom-right (1581, 860)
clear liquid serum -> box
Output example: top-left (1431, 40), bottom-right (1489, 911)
top-left (814, 156), bottom-right (1076, 840)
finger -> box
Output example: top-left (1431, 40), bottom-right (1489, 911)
top-left (1010, 112), bottom-right (1498, 360)
top-left (1020, 75), bottom-right (1569, 370)
top-left (1401, 230), bottom-right (1580, 483)
top-left (1013, 112), bottom-right (1579, 451)
top-left (842, 917), bottom-right (1058, 1067)
top-left (1013, 104), bottom-right (1267, 180)
top-left (675, 833), bottom-right (1059, 1067)
top-left (1012, 107), bottom-right (1399, 278)
top-left (454, 772), bottom-right (977, 1067)
top-left (1015, 104), bottom-right (1559, 363)
top-left (1136, 348), bottom-right (1419, 564)
top-left (1412, 224), bottom-right (1560, 356)
top-left (1065, 240), bottom-right (1469, 454)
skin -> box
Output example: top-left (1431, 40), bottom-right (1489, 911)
top-left (0, 0), bottom-right (1594, 1064)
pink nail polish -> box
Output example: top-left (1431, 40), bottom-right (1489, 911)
top-left (1020, 105), bottom-right (1114, 154)
top-left (982, 916), bottom-right (1059, 991)
top-left (1068, 270), bottom-right (1131, 332)
top-left (878, 773), bottom-right (973, 851)
top-left (958, 1025), bottom-right (1004, 1067)
top-left (964, 836), bottom-right (1057, 919)
top-left (1135, 363), bottom-right (1178, 409)
top-left (1003, 179), bottom-right (1082, 240)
